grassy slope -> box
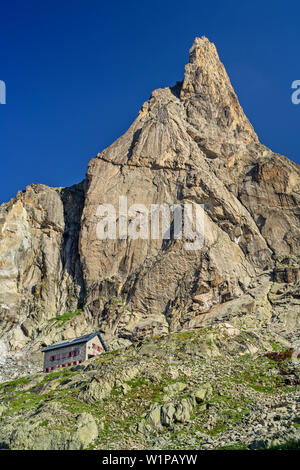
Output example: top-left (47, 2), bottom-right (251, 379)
top-left (0, 327), bottom-right (299, 450)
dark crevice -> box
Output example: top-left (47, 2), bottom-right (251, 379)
top-left (127, 128), bottom-right (142, 160)
top-left (170, 81), bottom-right (183, 99)
top-left (60, 181), bottom-right (86, 309)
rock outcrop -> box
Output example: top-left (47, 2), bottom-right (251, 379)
top-left (0, 36), bottom-right (299, 380)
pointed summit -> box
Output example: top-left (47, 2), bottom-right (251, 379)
top-left (188, 36), bottom-right (219, 65)
top-left (95, 37), bottom-right (260, 170)
top-left (180, 37), bottom-right (258, 149)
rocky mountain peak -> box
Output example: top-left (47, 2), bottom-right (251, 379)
top-left (180, 36), bottom-right (259, 152)
top-left (188, 36), bottom-right (215, 62)
top-left (0, 38), bottom-right (299, 382)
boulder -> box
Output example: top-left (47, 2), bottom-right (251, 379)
top-left (74, 413), bottom-right (98, 449)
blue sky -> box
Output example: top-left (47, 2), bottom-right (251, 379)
top-left (0, 0), bottom-right (299, 204)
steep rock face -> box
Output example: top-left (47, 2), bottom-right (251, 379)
top-left (0, 183), bottom-right (85, 351)
top-left (238, 154), bottom-right (300, 256)
top-left (79, 37), bottom-right (299, 342)
top-left (0, 37), bottom-right (299, 379)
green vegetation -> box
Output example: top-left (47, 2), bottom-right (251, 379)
top-left (264, 440), bottom-right (300, 450)
top-left (48, 309), bottom-right (83, 325)
top-left (216, 443), bottom-right (248, 450)
top-left (0, 376), bottom-right (30, 394)
top-left (269, 341), bottom-right (284, 352)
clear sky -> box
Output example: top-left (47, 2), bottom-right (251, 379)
top-left (0, 0), bottom-right (299, 204)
